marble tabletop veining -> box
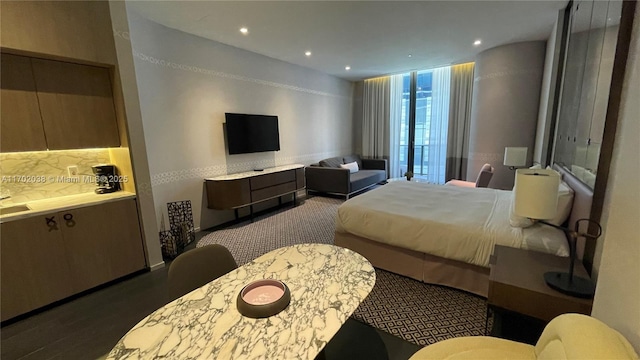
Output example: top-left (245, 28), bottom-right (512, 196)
top-left (106, 244), bottom-right (376, 360)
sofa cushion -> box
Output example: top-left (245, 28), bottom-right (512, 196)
top-left (319, 156), bottom-right (343, 168)
top-left (350, 170), bottom-right (385, 192)
top-left (343, 155), bottom-right (363, 169)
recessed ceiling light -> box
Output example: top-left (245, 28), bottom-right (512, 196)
top-left (345, 66), bottom-right (351, 71)
top-left (473, 39), bottom-right (482, 46)
top-left (408, 54), bottom-right (412, 58)
top-left (240, 27), bottom-right (249, 35)
top-left (305, 51), bottom-right (312, 57)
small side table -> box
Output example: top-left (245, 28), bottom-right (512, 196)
top-left (487, 246), bottom-right (593, 343)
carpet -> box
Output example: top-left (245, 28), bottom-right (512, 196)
top-left (198, 196), bottom-right (489, 346)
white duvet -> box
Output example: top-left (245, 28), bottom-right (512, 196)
top-left (335, 181), bottom-right (569, 267)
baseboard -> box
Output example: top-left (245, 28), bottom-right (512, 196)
top-left (149, 261), bottom-right (166, 271)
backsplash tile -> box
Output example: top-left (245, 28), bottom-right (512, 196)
top-left (0, 149), bottom-right (111, 203)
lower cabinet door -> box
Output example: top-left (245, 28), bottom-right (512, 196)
top-left (60, 199), bottom-right (146, 293)
top-left (1, 215), bottom-right (74, 321)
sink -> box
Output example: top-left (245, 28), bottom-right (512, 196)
top-left (0, 204), bottom-right (31, 215)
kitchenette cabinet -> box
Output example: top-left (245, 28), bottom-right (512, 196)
top-left (0, 199), bottom-right (146, 321)
top-left (0, 53), bottom-right (48, 152)
top-left (0, 53), bottom-right (121, 152)
top-left (31, 58), bottom-right (120, 149)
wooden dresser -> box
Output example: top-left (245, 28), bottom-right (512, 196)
top-left (205, 165), bottom-right (305, 217)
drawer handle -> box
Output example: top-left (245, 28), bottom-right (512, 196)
top-left (63, 213), bottom-right (76, 227)
top-left (46, 216), bottom-right (58, 231)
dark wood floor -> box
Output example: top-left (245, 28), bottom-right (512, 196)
top-left (1, 232), bottom-right (420, 360)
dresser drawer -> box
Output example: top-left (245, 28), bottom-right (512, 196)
top-left (250, 170), bottom-right (295, 190)
top-left (251, 182), bottom-right (297, 202)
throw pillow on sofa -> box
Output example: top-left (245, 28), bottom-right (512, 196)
top-left (340, 161), bottom-right (359, 173)
top-left (343, 155), bottom-right (363, 169)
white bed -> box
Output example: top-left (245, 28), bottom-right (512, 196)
top-left (336, 181), bottom-right (569, 268)
top-left (334, 165), bottom-right (590, 297)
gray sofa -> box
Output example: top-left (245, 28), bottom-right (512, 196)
top-left (305, 155), bottom-right (387, 199)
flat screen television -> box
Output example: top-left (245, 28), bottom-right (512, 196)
top-left (225, 113), bottom-right (281, 155)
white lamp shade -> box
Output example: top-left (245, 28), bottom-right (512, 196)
top-left (514, 169), bottom-right (560, 219)
top-left (504, 147), bottom-right (528, 167)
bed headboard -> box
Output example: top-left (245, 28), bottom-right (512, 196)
top-left (553, 164), bottom-right (593, 259)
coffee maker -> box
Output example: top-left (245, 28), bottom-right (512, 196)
top-left (92, 164), bottom-right (120, 194)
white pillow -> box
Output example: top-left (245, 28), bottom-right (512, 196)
top-left (340, 161), bottom-right (359, 173)
top-left (547, 182), bottom-right (574, 226)
top-left (508, 181), bottom-right (575, 228)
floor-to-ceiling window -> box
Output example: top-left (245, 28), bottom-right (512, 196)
top-left (396, 66), bottom-right (450, 183)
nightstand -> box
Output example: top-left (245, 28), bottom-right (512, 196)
top-left (487, 245), bottom-right (593, 343)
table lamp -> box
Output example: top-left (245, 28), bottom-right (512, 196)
top-left (513, 169), bottom-right (601, 298)
top-left (504, 147), bottom-right (528, 170)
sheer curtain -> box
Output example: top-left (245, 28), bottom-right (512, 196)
top-left (446, 62), bottom-right (474, 181)
top-left (388, 74), bottom-right (404, 179)
top-left (362, 77), bottom-right (390, 164)
top-left (426, 66), bottom-right (451, 184)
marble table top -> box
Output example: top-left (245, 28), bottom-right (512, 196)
top-left (106, 244), bottom-right (376, 360)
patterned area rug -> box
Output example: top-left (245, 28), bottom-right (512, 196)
top-left (198, 196), bottom-right (489, 346)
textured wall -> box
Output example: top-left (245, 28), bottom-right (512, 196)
top-left (467, 41), bottom-right (546, 189)
top-left (124, 9), bottom-right (354, 232)
top-left (591, 2), bottom-right (640, 352)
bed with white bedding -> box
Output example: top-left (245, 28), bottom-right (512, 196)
top-left (334, 165), bottom-right (590, 297)
top-left (336, 181), bottom-right (569, 268)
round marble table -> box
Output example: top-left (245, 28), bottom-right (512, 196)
top-left (106, 244), bottom-right (375, 360)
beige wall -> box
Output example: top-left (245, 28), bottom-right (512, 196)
top-left (591, 3), bottom-right (640, 353)
top-left (468, 41), bottom-right (546, 189)
top-left (109, 1), bottom-right (164, 270)
top-left (123, 9), bottom-right (354, 232)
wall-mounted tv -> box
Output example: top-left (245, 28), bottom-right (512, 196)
top-left (225, 113), bottom-right (281, 155)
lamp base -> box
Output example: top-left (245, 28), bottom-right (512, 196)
top-left (544, 272), bottom-right (595, 298)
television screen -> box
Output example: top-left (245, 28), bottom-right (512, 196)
top-left (225, 113), bottom-right (280, 155)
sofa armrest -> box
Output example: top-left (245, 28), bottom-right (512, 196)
top-left (362, 158), bottom-right (387, 171)
top-left (362, 158), bottom-right (388, 179)
top-left (305, 166), bottom-right (350, 195)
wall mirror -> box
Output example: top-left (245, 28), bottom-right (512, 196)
top-left (552, 0), bottom-right (622, 188)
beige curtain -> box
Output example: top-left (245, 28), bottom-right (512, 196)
top-left (446, 62), bottom-right (475, 181)
top-left (362, 77), bottom-right (391, 160)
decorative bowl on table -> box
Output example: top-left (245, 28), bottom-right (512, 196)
top-left (237, 279), bottom-right (291, 318)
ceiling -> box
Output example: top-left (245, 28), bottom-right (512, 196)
top-left (128, 1), bottom-right (568, 81)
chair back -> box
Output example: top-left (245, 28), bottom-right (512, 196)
top-left (475, 163), bottom-right (494, 188)
top-left (535, 314), bottom-right (638, 359)
top-left (168, 244), bottom-right (238, 300)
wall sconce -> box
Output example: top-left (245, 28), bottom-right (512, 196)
top-left (504, 147), bottom-right (528, 170)
top-left (513, 169), bottom-right (601, 298)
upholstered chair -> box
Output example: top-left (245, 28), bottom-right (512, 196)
top-left (445, 163), bottom-right (494, 188)
top-left (168, 244), bottom-right (238, 300)
top-left (409, 313), bottom-right (638, 360)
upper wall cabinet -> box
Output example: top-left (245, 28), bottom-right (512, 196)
top-left (31, 59), bottom-right (120, 150)
top-left (0, 54), bottom-right (121, 152)
top-left (553, 0), bottom-right (622, 188)
top-left (0, 0), bottom-right (117, 65)
top-left (0, 54), bottom-right (48, 152)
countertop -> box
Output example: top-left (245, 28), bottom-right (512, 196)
top-left (0, 191), bottom-right (136, 223)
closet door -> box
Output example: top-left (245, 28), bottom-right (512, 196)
top-left (0, 53), bottom-right (48, 152)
